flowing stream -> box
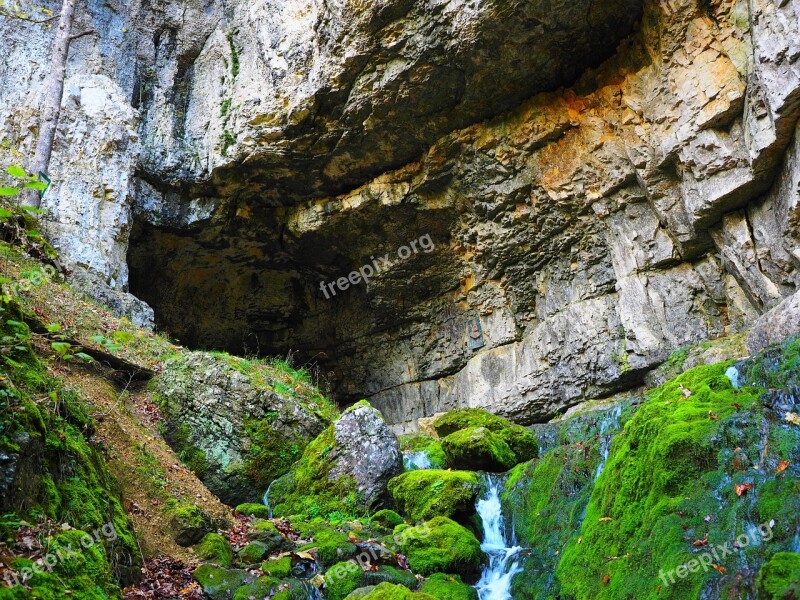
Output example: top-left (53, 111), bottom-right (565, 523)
top-left (262, 479), bottom-right (275, 519)
top-left (403, 450), bottom-right (433, 470)
top-left (474, 475), bottom-right (523, 600)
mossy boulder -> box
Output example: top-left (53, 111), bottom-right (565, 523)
top-left (262, 556), bottom-right (293, 578)
top-left (441, 427), bottom-right (517, 472)
top-left (419, 573), bottom-right (478, 600)
top-left (193, 564), bottom-right (249, 600)
top-left (757, 552), bottom-right (800, 599)
top-left (249, 519), bottom-right (287, 551)
top-left (325, 561), bottom-right (419, 600)
top-left (371, 509), bottom-right (405, 530)
top-left (387, 470), bottom-right (480, 522)
top-left (270, 402), bottom-right (402, 517)
top-left (169, 503), bottom-right (214, 546)
top-left (352, 582), bottom-right (438, 600)
top-left (397, 517), bottom-right (482, 578)
top-left (297, 523), bottom-right (358, 566)
top-left (153, 351), bottom-right (333, 504)
top-left (433, 408), bottom-right (537, 462)
top-left (235, 502), bottom-right (271, 519)
top-left (195, 532), bottom-right (234, 567)
top-left (237, 540), bottom-right (272, 564)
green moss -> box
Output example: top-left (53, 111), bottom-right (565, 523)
top-left (502, 443), bottom-right (602, 597)
top-left (418, 573), bottom-right (478, 600)
top-left (757, 552), bottom-right (800, 599)
top-left (441, 427), bottom-right (517, 472)
top-left (269, 427), bottom-right (361, 519)
top-left (433, 408), bottom-right (537, 463)
top-left (397, 517), bottom-right (482, 578)
top-left (262, 556), bottom-right (293, 578)
top-left (235, 502), bottom-right (272, 519)
top-left (357, 582), bottom-right (438, 600)
top-left (388, 470), bottom-right (480, 522)
top-left (249, 519), bottom-right (285, 550)
top-left (237, 541), bottom-right (271, 564)
top-left (371, 509), bottom-right (405, 530)
top-left (195, 533), bottom-right (233, 567)
top-left (193, 564), bottom-right (248, 600)
top-left (298, 523), bottom-right (358, 566)
top-left (243, 416), bottom-right (304, 490)
top-left (325, 560), bottom-right (364, 600)
top-left (231, 575), bottom-right (289, 600)
top-left (169, 503), bottom-right (213, 546)
top-left (554, 362), bottom-right (770, 599)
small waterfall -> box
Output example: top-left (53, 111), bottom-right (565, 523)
top-left (474, 475), bottom-right (523, 600)
top-left (262, 479), bottom-right (275, 519)
top-left (403, 450), bottom-right (433, 471)
top-left (593, 403), bottom-right (623, 482)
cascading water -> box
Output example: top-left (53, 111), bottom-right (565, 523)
top-left (593, 403), bottom-right (623, 481)
top-left (262, 479), bottom-right (275, 519)
top-left (474, 475), bottom-right (523, 600)
top-left (403, 450), bottom-right (433, 471)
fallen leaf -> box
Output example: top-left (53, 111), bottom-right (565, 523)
top-left (692, 535), bottom-right (709, 547)
top-left (602, 575), bottom-right (610, 585)
top-left (711, 564), bottom-right (726, 573)
top-left (704, 514), bottom-right (713, 522)
top-left (785, 412), bottom-right (800, 426)
top-left (682, 389), bottom-right (692, 398)
top-left (777, 460), bottom-right (790, 474)
top-left (708, 411), bottom-right (718, 420)
top-left (735, 483), bottom-right (753, 496)
top-left (731, 402), bottom-right (741, 410)
top-left (599, 517), bottom-right (613, 522)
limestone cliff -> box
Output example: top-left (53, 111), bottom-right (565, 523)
top-left (2, 0), bottom-right (800, 429)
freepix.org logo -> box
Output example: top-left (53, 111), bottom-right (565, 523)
top-left (319, 234), bottom-right (435, 299)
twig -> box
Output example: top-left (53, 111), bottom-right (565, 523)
top-left (0, 10), bottom-right (60, 24)
top-left (68, 29), bottom-right (96, 42)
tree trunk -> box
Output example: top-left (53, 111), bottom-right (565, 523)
top-left (24, 0), bottom-right (78, 208)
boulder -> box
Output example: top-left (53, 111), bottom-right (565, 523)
top-left (748, 291), bottom-right (800, 355)
top-left (441, 427), bottom-right (517, 472)
top-left (169, 503), bottom-right (214, 547)
top-left (388, 470), bottom-right (480, 522)
top-left (396, 517), bottom-right (482, 579)
top-left (152, 351), bottom-right (332, 504)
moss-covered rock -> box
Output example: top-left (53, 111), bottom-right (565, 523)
top-left (354, 582), bottom-right (438, 600)
top-left (262, 556), bottom-right (293, 578)
top-left (325, 560), bottom-right (365, 600)
top-left (195, 532), bottom-right (234, 567)
top-left (397, 517), bottom-right (482, 578)
top-left (235, 502), bottom-right (271, 519)
top-left (418, 573), bottom-right (478, 600)
top-left (249, 519), bottom-right (287, 551)
top-left (169, 502), bottom-right (213, 546)
top-left (193, 564), bottom-right (249, 600)
top-left (297, 522), bottom-right (358, 566)
top-left (433, 408), bottom-right (537, 463)
top-left (441, 427), bottom-right (516, 472)
top-left (387, 470), bottom-right (480, 522)
top-left (237, 541), bottom-right (272, 564)
top-left (757, 552), bottom-right (800, 599)
top-left (371, 509), bottom-right (405, 530)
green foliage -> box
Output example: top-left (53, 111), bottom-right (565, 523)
top-left (388, 470), bottom-right (480, 523)
top-left (397, 517), bottom-right (482, 578)
top-left (226, 31), bottom-right (240, 77)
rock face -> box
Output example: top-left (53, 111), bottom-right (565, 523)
top-left (152, 352), bottom-right (331, 504)
top-left (3, 0), bottom-right (800, 429)
top-left (328, 401), bottom-right (403, 508)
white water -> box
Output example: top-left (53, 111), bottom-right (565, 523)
top-left (262, 479), bottom-right (275, 519)
top-left (403, 450), bottom-right (433, 471)
top-left (475, 475), bottom-right (523, 600)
